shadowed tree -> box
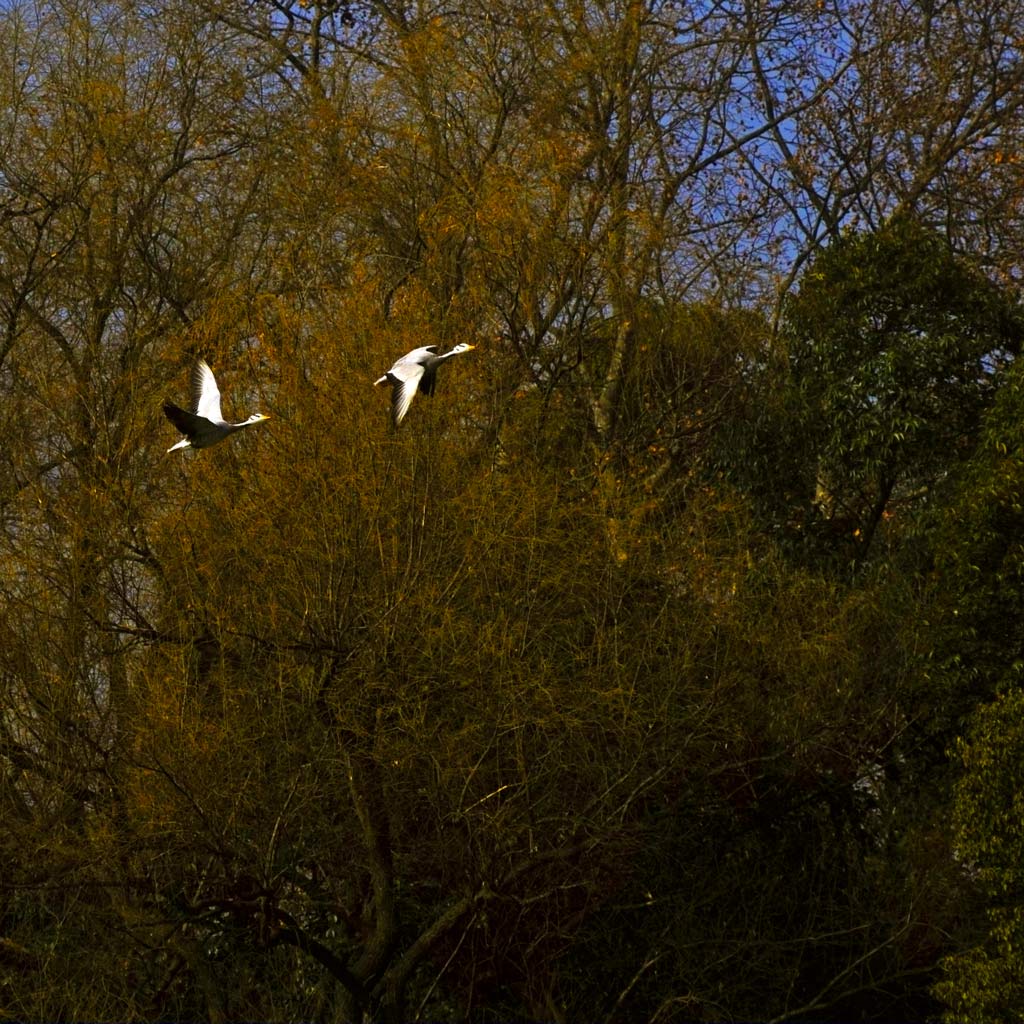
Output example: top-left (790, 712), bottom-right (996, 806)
top-left (726, 217), bottom-right (1023, 572)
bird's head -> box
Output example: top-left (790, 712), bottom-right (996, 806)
top-left (450, 343), bottom-right (476, 355)
top-left (246, 413), bottom-right (271, 425)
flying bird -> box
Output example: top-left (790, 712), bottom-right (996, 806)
top-left (164, 359), bottom-right (269, 452)
top-left (374, 343), bottom-right (476, 426)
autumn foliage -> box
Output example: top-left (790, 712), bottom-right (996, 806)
top-left (3, 0), bottom-right (1024, 1021)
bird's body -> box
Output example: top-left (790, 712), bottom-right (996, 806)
top-left (164, 359), bottom-right (269, 452)
top-left (374, 343), bottom-right (476, 425)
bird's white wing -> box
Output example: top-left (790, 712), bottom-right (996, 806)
top-left (386, 354), bottom-right (431, 383)
top-left (389, 362), bottom-right (426, 425)
top-left (192, 360), bottom-right (223, 422)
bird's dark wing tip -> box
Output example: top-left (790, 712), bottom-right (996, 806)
top-left (419, 369), bottom-right (437, 396)
top-left (163, 402), bottom-right (193, 435)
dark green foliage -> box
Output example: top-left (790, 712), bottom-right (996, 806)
top-left (921, 365), bottom-right (1024, 1021)
top-left (928, 358), bottom-right (1024, 702)
top-left (730, 217), bottom-right (1024, 571)
top-left (936, 690), bottom-right (1024, 1023)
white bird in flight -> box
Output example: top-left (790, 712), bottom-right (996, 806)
top-left (374, 343), bottom-right (476, 426)
top-left (164, 359), bottom-right (269, 452)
